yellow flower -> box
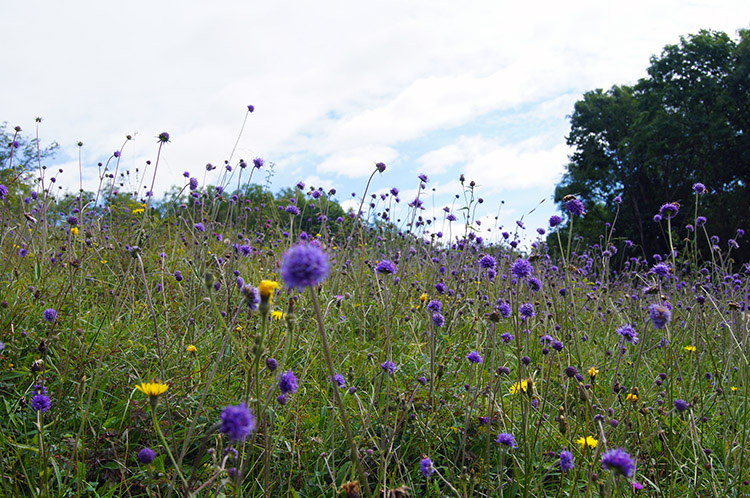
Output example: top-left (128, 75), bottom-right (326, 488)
top-left (684, 345), bottom-right (697, 352)
top-left (510, 379), bottom-right (530, 395)
top-left (731, 386), bottom-right (738, 392)
top-left (576, 436), bottom-right (598, 449)
top-left (271, 310), bottom-right (285, 321)
top-left (259, 280), bottom-right (280, 303)
top-left (626, 393), bottom-right (638, 402)
top-left (186, 344), bottom-right (197, 353)
top-left (70, 227), bottom-right (79, 236)
top-left (135, 382), bottom-right (169, 397)
top-left (132, 208), bottom-right (145, 215)
top-left (419, 293), bottom-right (428, 302)
top-left (588, 367), bottom-right (599, 378)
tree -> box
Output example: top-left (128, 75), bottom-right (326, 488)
top-left (553, 29), bottom-right (750, 262)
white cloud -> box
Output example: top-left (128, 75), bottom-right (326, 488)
top-left (318, 146), bottom-right (399, 178)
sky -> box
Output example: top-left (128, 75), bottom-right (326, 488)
top-left (2, 0), bottom-right (748, 245)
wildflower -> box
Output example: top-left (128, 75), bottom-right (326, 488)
top-left (659, 202), bottom-right (679, 219)
top-left (419, 293), bottom-right (428, 302)
top-left (375, 162), bottom-right (386, 173)
top-left (271, 310), bottom-right (285, 321)
top-left (693, 182), bottom-right (706, 194)
top-left (696, 216), bottom-right (707, 227)
top-left (564, 366), bottom-right (578, 378)
top-left (510, 379), bottom-right (529, 394)
top-left (566, 199), bottom-right (586, 216)
top-left (280, 243), bottom-right (330, 291)
top-left (560, 450), bottom-right (575, 473)
top-left (31, 393), bottom-right (51, 412)
top-left (135, 381), bottom-right (169, 409)
top-left (381, 361), bottom-right (397, 375)
top-left (157, 132), bottom-right (170, 143)
top-left (467, 351), bottom-right (483, 364)
top-left (674, 399), bottom-right (689, 412)
top-left (43, 308), bottom-right (58, 323)
top-left (496, 432), bottom-right (516, 448)
top-left (576, 436), bottom-right (598, 449)
top-left (137, 447), bottom-right (156, 464)
top-left (648, 303), bottom-right (672, 329)
top-left (258, 280), bottom-right (280, 304)
top-left (253, 157), bottom-right (264, 169)
top-left (331, 374), bottom-right (346, 388)
top-left (479, 255), bottom-right (497, 269)
top-left (426, 300), bottom-right (442, 313)
top-left (684, 345), bottom-right (696, 352)
top-left (0, 184), bottom-right (8, 200)
top-left (601, 448), bottom-right (636, 478)
top-left (420, 457), bottom-right (434, 477)
top-left (220, 403), bottom-right (256, 441)
top-left (527, 277), bottom-right (542, 291)
top-left (616, 324), bottom-right (639, 344)
top-left (265, 358), bottom-right (278, 372)
top-left (511, 259), bottom-right (534, 279)
top-left (500, 332), bottom-right (514, 343)
top-left (549, 215), bottom-right (563, 227)
top-left (241, 285), bottom-right (260, 311)
top-left (375, 260), bottom-right (398, 274)
top-left (431, 312), bottom-right (445, 327)
top-left (174, 270), bottom-right (183, 282)
top-left (279, 370), bottom-right (299, 394)
top-left (186, 344), bottom-right (197, 353)
top-left (519, 303), bottom-right (535, 319)
top-left (626, 393), bottom-right (638, 403)
top-left (588, 367), bottom-right (599, 378)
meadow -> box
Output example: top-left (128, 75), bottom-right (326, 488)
top-left (1, 122), bottom-right (749, 498)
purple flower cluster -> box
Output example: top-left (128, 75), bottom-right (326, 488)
top-left (220, 403), bottom-right (256, 441)
top-left (281, 243), bottom-right (330, 291)
top-left (601, 448), bottom-right (636, 478)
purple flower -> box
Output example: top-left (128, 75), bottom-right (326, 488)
top-left (649, 303), bottom-right (672, 330)
top-left (279, 370), bottom-right (299, 394)
top-left (549, 215), bottom-right (563, 227)
top-left (380, 361), bottom-right (397, 375)
top-left (281, 243), bottom-right (330, 291)
top-left (659, 202), bottom-right (679, 219)
top-left (43, 308), bottom-right (58, 323)
top-left (431, 312), bottom-right (445, 327)
top-left (265, 358), bottom-right (278, 372)
top-left (418, 174), bottom-right (429, 183)
top-left (137, 447), bottom-right (156, 464)
top-left (566, 199), bottom-right (585, 216)
top-left (32, 393), bottom-right (51, 412)
top-left (560, 450), bottom-right (575, 472)
top-left (253, 157), bottom-right (264, 169)
top-left (564, 366), bottom-right (578, 378)
top-left (527, 277), bottom-right (542, 292)
top-left (479, 255), bottom-right (496, 269)
top-left (696, 216), bottom-right (707, 227)
top-left (220, 403), bottom-right (256, 441)
top-left (66, 215), bottom-right (79, 226)
top-left (519, 303), bottom-right (535, 319)
top-left (674, 399), bottom-right (689, 412)
top-left (427, 300), bottom-right (442, 313)
top-left (242, 285), bottom-right (260, 310)
top-left (174, 270), bottom-right (183, 282)
top-left (375, 260), bottom-right (398, 274)
top-left (498, 303), bottom-right (511, 318)
top-left (331, 374), bottom-right (346, 388)
top-left (375, 162), bottom-right (386, 173)
top-left (496, 432), bottom-right (516, 448)
top-left (616, 324), bottom-right (639, 344)
top-left (601, 448), bottom-right (636, 478)
top-left (512, 259), bottom-right (534, 279)
top-left (194, 222), bottom-right (205, 232)
top-left (467, 351), bottom-right (483, 364)
top-left (285, 205), bottom-right (300, 216)
top-left (189, 177), bottom-right (199, 190)
top-left (0, 184), bottom-right (8, 200)
top-left (420, 457), bottom-right (434, 477)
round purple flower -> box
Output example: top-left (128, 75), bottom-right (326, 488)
top-left (693, 182), bottom-right (706, 194)
top-left (32, 393), bottom-right (51, 412)
top-left (281, 243), bottom-right (330, 291)
top-left (375, 260), bottom-right (398, 274)
top-left (479, 255), bottom-right (496, 269)
top-left (496, 432), bottom-right (516, 448)
top-left (380, 361), bottom-right (397, 375)
top-left (375, 162), bottom-right (386, 173)
top-left (560, 450), bottom-right (575, 473)
top-left (279, 370), bottom-right (299, 394)
top-left (220, 403), bottom-right (256, 441)
top-left (137, 447), bottom-right (156, 464)
top-left (601, 448), bottom-right (636, 478)
top-left (674, 399), bottom-right (689, 412)
top-left (519, 303), bottom-right (535, 319)
top-left (527, 277), bottom-right (542, 292)
top-left (43, 308), bottom-right (58, 323)
top-left (0, 184), bottom-right (8, 200)
top-left (420, 457), bottom-right (434, 477)
top-left (189, 177), bottom-right (199, 190)
top-left (659, 202), bottom-right (679, 219)
top-left (265, 357), bottom-right (278, 372)
top-left (616, 324), bottom-right (639, 344)
top-left (253, 157), bottom-right (264, 169)
top-left (511, 259), bottom-right (534, 279)
top-left (285, 205), bottom-right (300, 216)
top-left (331, 373), bottom-right (346, 388)
top-left (431, 312), bottom-right (445, 327)
top-left (696, 216), bottom-right (707, 227)
top-left (467, 351), bottom-right (483, 364)
top-left (549, 215), bottom-right (563, 227)
top-left (66, 215), bottom-right (79, 226)
top-left (566, 199), bottom-right (585, 217)
top-left (427, 300), bottom-right (442, 313)
top-left (174, 270), bottom-right (183, 282)
top-left (649, 303), bottom-right (672, 330)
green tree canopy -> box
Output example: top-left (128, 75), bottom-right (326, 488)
top-left (554, 29), bottom-right (750, 262)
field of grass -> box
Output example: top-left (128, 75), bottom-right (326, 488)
top-left (1, 128), bottom-right (749, 497)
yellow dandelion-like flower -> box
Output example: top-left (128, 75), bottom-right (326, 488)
top-left (132, 208), bottom-right (145, 215)
top-left (419, 293), bottom-right (428, 302)
top-left (271, 310), bottom-right (285, 321)
top-left (259, 280), bottom-right (280, 302)
top-left (70, 227), bottom-right (79, 236)
top-left (588, 367), bottom-right (599, 378)
top-left (731, 386), bottom-right (738, 392)
top-left (510, 379), bottom-right (529, 395)
top-left (576, 436), bottom-right (598, 449)
top-left (684, 345), bottom-right (697, 352)
top-left (186, 344), bottom-right (197, 353)
top-left (626, 393), bottom-right (638, 402)
top-left (135, 382), bottom-right (169, 397)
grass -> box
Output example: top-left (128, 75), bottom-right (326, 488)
top-left (0, 118), bottom-right (749, 497)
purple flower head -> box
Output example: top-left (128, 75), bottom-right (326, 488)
top-left (137, 447), bottom-right (156, 464)
top-left (498, 303), bottom-right (511, 318)
top-left (281, 243), bottom-right (330, 291)
top-left (500, 332), bottom-right (514, 343)
top-left (420, 457), bottom-right (434, 477)
top-left (418, 174), bottom-right (429, 183)
top-left (174, 270), bottom-right (183, 282)
top-left (512, 259), bottom-right (534, 279)
top-left (566, 199), bottom-right (586, 216)
top-left (527, 277), bottom-right (542, 292)
top-left (242, 285), bottom-right (260, 310)
top-left (220, 403), bottom-right (256, 441)
top-left (331, 373), bottom-right (346, 388)
top-left (0, 184), bottom-right (8, 200)
top-left (659, 202), bottom-right (679, 219)
top-left (265, 357), bottom-right (278, 372)
top-left (564, 366), bottom-right (578, 378)
top-left (479, 255), bottom-right (496, 269)
top-left (43, 308), bottom-right (58, 323)
top-left (601, 448), bottom-right (636, 478)
top-left (446, 213), bottom-right (457, 222)
top-left (650, 263), bottom-right (671, 278)
top-left (560, 450), bottom-right (575, 472)
top-left (696, 216), bottom-right (707, 227)
top-left (653, 214), bottom-right (663, 223)
top-left (285, 205), bottom-right (300, 216)
top-left (693, 182), bottom-right (706, 194)
top-left (189, 177), bottom-right (199, 190)
top-left (649, 303), bottom-right (672, 330)
top-left (194, 222), bottom-right (205, 232)
top-left (431, 312), bottom-right (445, 327)
top-left (375, 162), bottom-right (386, 173)
top-left (613, 195), bottom-right (623, 204)
top-left (427, 300), bottom-right (442, 313)
top-left (381, 361), bottom-right (397, 375)
top-left (253, 157), bottom-right (264, 169)
top-left (616, 324), bottom-right (639, 344)
top-left (496, 432), bottom-right (516, 448)
top-left (549, 215), bottom-right (563, 227)
top-left (279, 370), bottom-right (299, 394)
top-left (467, 351), bottom-right (483, 364)
top-left (375, 260), bottom-right (398, 275)
top-left (519, 303), bottom-right (535, 319)
top-left (32, 393), bottom-right (51, 412)
top-left (674, 399), bottom-right (689, 412)
top-left (66, 215), bottom-right (78, 226)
